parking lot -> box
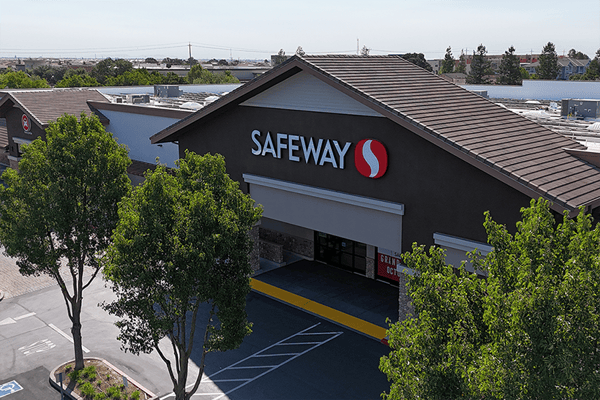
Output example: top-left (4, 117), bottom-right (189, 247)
top-left (0, 258), bottom-right (394, 399)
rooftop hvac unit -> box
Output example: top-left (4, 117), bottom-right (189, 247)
top-left (126, 94), bottom-right (150, 104)
top-left (561, 99), bottom-right (600, 119)
top-left (154, 85), bottom-right (183, 98)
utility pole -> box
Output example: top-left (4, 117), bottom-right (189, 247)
top-left (357, 39), bottom-right (359, 55)
top-left (188, 42), bottom-right (192, 61)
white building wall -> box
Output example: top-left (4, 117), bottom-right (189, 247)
top-left (102, 110), bottom-right (180, 167)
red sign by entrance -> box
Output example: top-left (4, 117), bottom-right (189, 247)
top-left (22, 114), bottom-right (30, 132)
top-left (377, 249), bottom-right (402, 282)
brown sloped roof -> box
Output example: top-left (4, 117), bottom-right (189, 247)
top-left (151, 55), bottom-right (600, 213)
top-left (0, 118), bottom-right (8, 148)
top-left (0, 88), bottom-right (109, 128)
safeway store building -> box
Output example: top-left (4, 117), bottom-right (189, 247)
top-left (152, 55), bottom-right (600, 319)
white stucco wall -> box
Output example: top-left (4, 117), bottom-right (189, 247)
top-left (102, 110), bottom-right (181, 167)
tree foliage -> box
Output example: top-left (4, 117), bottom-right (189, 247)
top-left (455, 51), bottom-right (467, 74)
top-left (0, 70), bottom-right (50, 88)
top-left (30, 65), bottom-right (68, 85)
top-left (401, 53), bottom-right (433, 72)
top-left (568, 48), bottom-right (589, 60)
top-left (55, 70), bottom-right (101, 87)
top-left (0, 113), bottom-right (131, 370)
top-left (187, 65), bottom-right (239, 84)
top-left (466, 44), bottom-right (493, 84)
top-left (380, 199), bottom-right (600, 399)
top-left (497, 45), bottom-right (522, 85)
top-left (102, 151), bottom-right (262, 400)
top-left (91, 58), bottom-right (134, 85)
top-left (440, 46), bottom-right (454, 74)
top-left (537, 42), bottom-right (560, 80)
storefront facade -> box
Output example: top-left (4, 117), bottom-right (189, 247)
top-left (152, 55), bottom-right (600, 319)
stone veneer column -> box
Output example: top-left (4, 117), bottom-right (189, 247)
top-left (365, 245), bottom-right (376, 279)
top-left (398, 272), bottom-right (414, 321)
top-left (249, 225), bottom-right (260, 272)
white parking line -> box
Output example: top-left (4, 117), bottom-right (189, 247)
top-left (159, 323), bottom-right (343, 400)
top-left (48, 323), bottom-right (90, 353)
top-left (14, 312), bottom-right (36, 320)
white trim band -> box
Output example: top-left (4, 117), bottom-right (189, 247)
top-left (433, 232), bottom-right (493, 255)
top-left (243, 174), bottom-right (404, 215)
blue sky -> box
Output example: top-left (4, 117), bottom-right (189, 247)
top-left (1, 0), bottom-right (598, 60)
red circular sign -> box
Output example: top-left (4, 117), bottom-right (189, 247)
top-left (354, 139), bottom-right (388, 179)
top-left (22, 114), bottom-right (30, 132)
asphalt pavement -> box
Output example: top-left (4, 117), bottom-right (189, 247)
top-left (0, 254), bottom-right (396, 399)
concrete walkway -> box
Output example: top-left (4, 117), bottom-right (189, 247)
top-left (252, 257), bottom-right (399, 342)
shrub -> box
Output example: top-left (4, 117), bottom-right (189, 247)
top-left (94, 393), bottom-right (106, 400)
top-left (68, 369), bottom-right (82, 382)
top-left (80, 382), bottom-right (96, 398)
top-left (106, 386), bottom-right (121, 399)
top-left (83, 365), bottom-right (97, 381)
top-left (129, 391), bottom-right (140, 400)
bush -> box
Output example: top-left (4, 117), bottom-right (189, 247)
top-left (129, 391), bottom-right (140, 400)
top-left (83, 365), bottom-right (97, 380)
top-left (68, 369), bottom-right (81, 382)
top-left (106, 386), bottom-right (121, 399)
top-left (80, 382), bottom-right (96, 398)
top-left (94, 393), bottom-right (106, 400)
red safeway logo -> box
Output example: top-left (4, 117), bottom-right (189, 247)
top-left (22, 114), bottom-right (30, 132)
top-left (354, 139), bottom-right (387, 179)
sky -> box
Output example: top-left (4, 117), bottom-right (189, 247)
top-left (0, 0), bottom-right (599, 61)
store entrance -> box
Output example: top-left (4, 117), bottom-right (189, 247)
top-left (314, 232), bottom-right (367, 276)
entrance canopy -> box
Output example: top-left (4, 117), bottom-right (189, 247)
top-left (243, 174), bottom-right (404, 253)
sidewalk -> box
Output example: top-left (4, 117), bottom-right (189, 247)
top-left (252, 257), bottom-right (399, 342)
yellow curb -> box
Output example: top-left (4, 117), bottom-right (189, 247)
top-left (251, 279), bottom-right (387, 340)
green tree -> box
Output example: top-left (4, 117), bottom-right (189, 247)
top-left (380, 199), bottom-right (600, 399)
top-left (568, 48), bottom-right (589, 59)
top-left (31, 65), bottom-right (68, 85)
top-left (497, 45), bottom-right (522, 85)
top-left (102, 151), bottom-right (262, 400)
top-left (55, 70), bottom-right (101, 87)
top-left (537, 42), bottom-right (560, 80)
top-left (582, 52), bottom-right (600, 80)
top-left (105, 68), bottom-right (165, 86)
top-left (440, 46), bottom-right (454, 74)
top-left (466, 44), bottom-right (492, 84)
top-left (0, 70), bottom-right (50, 88)
top-left (187, 65), bottom-right (239, 84)
top-left (456, 50), bottom-right (467, 74)
top-left (520, 67), bottom-right (531, 80)
top-left (401, 53), bottom-right (433, 72)
top-left (0, 113), bottom-right (131, 370)
top-left (91, 58), bottom-right (134, 85)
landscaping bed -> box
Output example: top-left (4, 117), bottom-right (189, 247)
top-left (53, 358), bottom-right (154, 400)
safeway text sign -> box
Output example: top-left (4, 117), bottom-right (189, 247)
top-left (251, 130), bottom-right (388, 178)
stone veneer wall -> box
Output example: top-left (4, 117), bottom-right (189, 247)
top-left (259, 227), bottom-right (314, 259)
top-left (398, 272), bottom-right (414, 321)
top-left (259, 240), bottom-right (284, 264)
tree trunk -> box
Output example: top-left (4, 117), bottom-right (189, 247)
top-left (71, 301), bottom-right (85, 370)
top-left (174, 347), bottom-right (188, 400)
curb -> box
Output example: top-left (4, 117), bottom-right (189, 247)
top-left (250, 278), bottom-right (388, 343)
top-left (49, 358), bottom-right (157, 400)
